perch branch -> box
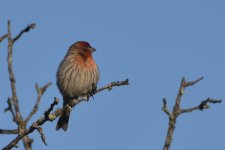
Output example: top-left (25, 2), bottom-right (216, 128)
top-left (162, 77), bottom-right (222, 150)
top-left (3, 79), bottom-right (129, 150)
top-left (93, 79), bottom-right (129, 94)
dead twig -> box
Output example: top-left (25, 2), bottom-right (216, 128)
top-left (3, 79), bottom-right (129, 150)
top-left (4, 98), bottom-right (16, 122)
top-left (12, 23), bottom-right (35, 43)
top-left (181, 98), bottom-right (222, 113)
top-left (0, 34), bottom-right (8, 43)
top-left (0, 129), bottom-right (18, 134)
top-left (162, 98), bottom-right (171, 117)
top-left (162, 77), bottom-right (222, 150)
top-left (34, 126), bottom-right (47, 145)
top-left (25, 82), bottom-right (52, 123)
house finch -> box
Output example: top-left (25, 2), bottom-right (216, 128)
top-left (56, 41), bottom-right (99, 131)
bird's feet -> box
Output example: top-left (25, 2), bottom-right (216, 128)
top-left (86, 84), bottom-right (97, 101)
top-left (65, 105), bottom-right (73, 115)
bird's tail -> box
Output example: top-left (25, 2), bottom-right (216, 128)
top-left (56, 112), bottom-right (70, 131)
top-left (56, 99), bottom-right (70, 131)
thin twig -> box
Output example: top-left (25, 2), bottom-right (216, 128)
top-left (0, 34), bottom-right (8, 43)
top-left (12, 23), bottom-right (35, 43)
top-left (94, 79), bottom-right (129, 94)
top-left (181, 98), bottom-right (222, 113)
top-left (184, 76), bottom-right (203, 87)
top-left (25, 82), bottom-right (52, 123)
top-left (4, 98), bottom-right (16, 122)
top-left (3, 79), bottom-right (129, 150)
top-left (162, 77), bottom-right (222, 150)
top-left (162, 98), bottom-right (171, 117)
top-left (7, 20), bottom-right (22, 124)
top-left (35, 126), bottom-right (47, 145)
top-left (0, 129), bottom-right (18, 134)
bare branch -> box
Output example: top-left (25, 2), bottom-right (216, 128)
top-left (0, 129), bottom-right (18, 134)
top-left (35, 126), bottom-right (47, 145)
top-left (2, 98), bottom-right (58, 150)
top-left (6, 20), bottom-right (37, 150)
top-left (0, 34), bottom-right (8, 43)
top-left (45, 97), bottom-right (59, 116)
top-left (25, 82), bottom-right (52, 123)
top-left (4, 98), bottom-right (16, 122)
top-left (7, 20), bottom-right (22, 123)
top-left (94, 79), bottom-right (129, 94)
top-left (162, 98), bottom-right (171, 117)
top-left (184, 76), bottom-right (203, 87)
top-left (172, 77), bottom-right (185, 117)
top-left (162, 77), bottom-right (222, 150)
top-left (3, 79), bottom-right (129, 150)
top-left (12, 23), bottom-right (35, 43)
top-left (181, 98), bottom-right (222, 114)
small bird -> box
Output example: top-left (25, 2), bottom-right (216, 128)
top-left (56, 41), bottom-right (99, 131)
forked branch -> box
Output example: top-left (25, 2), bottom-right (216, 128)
top-left (3, 79), bottom-right (129, 150)
top-left (162, 77), bottom-right (222, 150)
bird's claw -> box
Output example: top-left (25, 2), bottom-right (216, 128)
top-left (65, 105), bottom-right (73, 115)
top-left (85, 84), bottom-right (97, 101)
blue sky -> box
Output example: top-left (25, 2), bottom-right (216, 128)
top-left (0, 0), bottom-right (225, 149)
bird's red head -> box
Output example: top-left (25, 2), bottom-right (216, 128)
top-left (74, 41), bottom-right (96, 52)
top-left (69, 41), bottom-right (96, 61)
top-left (76, 41), bottom-right (91, 47)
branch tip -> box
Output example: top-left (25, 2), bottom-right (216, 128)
top-left (36, 127), bottom-right (47, 145)
top-left (54, 97), bottom-right (59, 104)
top-left (12, 23), bottom-right (36, 43)
top-left (0, 34), bottom-right (8, 42)
top-left (185, 76), bottom-right (204, 87)
top-left (35, 83), bottom-right (39, 92)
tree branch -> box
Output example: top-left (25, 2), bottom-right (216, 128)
top-left (184, 76), bottom-right (203, 87)
top-left (7, 20), bottom-right (22, 124)
top-left (25, 82), bottom-right (52, 123)
top-left (3, 79), bottom-right (129, 150)
top-left (0, 34), bottom-right (8, 43)
top-left (35, 126), bottom-right (47, 145)
top-left (5, 20), bottom-right (38, 150)
top-left (180, 98), bottom-right (222, 114)
top-left (4, 98), bottom-right (16, 122)
top-left (0, 129), bottom-right (18, 134)
top-left (162, 98), bottom-right (171, 117)
top-left (12, 23), bottom-right (35, 43)
top-left (162, 77), bottom-right (222, 150)
top-left (93, 79), bottom-right (129, 94)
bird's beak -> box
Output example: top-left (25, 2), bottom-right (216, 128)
top-left (90, 47), bottom-right (96, 52)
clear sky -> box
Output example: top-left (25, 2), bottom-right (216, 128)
top-left (0, 0), bottom-right (225, 150)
